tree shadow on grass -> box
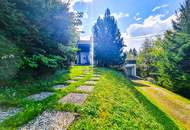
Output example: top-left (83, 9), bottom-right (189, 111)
top-left (127, 81), bottom-right (180, 130)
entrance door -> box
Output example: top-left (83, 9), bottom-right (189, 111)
top-left (126, 67), bottom-right (133, 76)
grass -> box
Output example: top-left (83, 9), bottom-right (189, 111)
top-left (0, 66), bottom-right (92, 130)
top-left (0, 67), bottom-right (181, 130)
top-left (70, 68), bottom-right (179, 130)
top-left (133, 80), bottom-right (190, 130)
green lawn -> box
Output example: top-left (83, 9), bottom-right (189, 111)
top-left (133, 80), bottom-right (190, 130)
top-left (0, 67), bottom-right (180, 130)
top-left (0, 66), bottom-right (92, 130)
top-left (70, 68), bottom-right (179, 130)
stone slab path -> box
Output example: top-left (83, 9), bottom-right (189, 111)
top-left (27, 92), bottom-right (54, 101)
top-left (19, 111), bottom-right (76, 130)
top-left (85, 81), bottom-right (97, 85)
top-left (93, 74), bottom-right (101, 77)
top-left (53, 84), bottom-right (67, 90)
top-left (90, 77), bottom-right (100, 81)
top-left (66, 80), bottom-right (76, 84)
top-left (59, 93), bottom-right (88, 105)
top-left (73, 77), bottom-right (83, 80)
top-left (0, 107), bottom-right (20, 123)
top-left (77, 86), bottom-right (94, 93)
top-left (13, 72), bottom-right (99, 129)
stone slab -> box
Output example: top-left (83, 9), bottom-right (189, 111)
top-left (85, 81), bottom-right (97, 85)
top-left (93, 74), bottom-right (101, 77)
top-left (78, 75), bottom-right (85, 77)
top-left (66, 80), bottom-right (76, 84)
top-left (0, 107), bottom-right (20, 123)
top-left (77, 86), bottom-right (94, 93)
top-left (53, 84), bottom-right (67, 90)
top-left (19, 111), bottom-right (76, 130)
top-left (27, 92), bottom-right (54, 101)
top-left (73, 77), bottom-right (83, 80)
top-left (90, 77), bottom-right (100, 81)
top-left (59, 93), bottom-right (88, 105)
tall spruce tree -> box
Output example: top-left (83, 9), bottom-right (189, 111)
top-left (173, 0), bottom-right (190, 34)
top-left (93, 9), bottom-right (125, 67)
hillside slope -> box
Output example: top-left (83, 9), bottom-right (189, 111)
top-left (70, 68), bottom-right (179, 130)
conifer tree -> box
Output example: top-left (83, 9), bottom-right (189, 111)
top-left (93, 8), bottom-right (125, 67)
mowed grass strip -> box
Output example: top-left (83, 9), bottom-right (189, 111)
top-left (134, 80), bottom-right (190, 130)
top-left (70, 68), bottom-right (179, 130)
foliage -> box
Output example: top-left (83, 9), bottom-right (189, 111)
top-left (0, 35), bottom-right (22, 83)
top-left (173, 0), bottom-right (190, 34)
top-left (137, 0), bottom-right (190, 98)
top-left (0, 0), bottom-right (82, 83)
top-left (127, 48), bottom-right (137, 60)
top-left (93, 9), bottom-right (126, 67)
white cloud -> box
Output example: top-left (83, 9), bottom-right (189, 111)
top-left (123, 14), bottom-right (176, 51)
top-left (65, 0), bottom-right (93, 12)
top-left (152, 4), bottom-right (169, 12)
top-left (127, 14), bottom-right (176, 37)
top-left (99, 12), bottom-right (129, 21)
top-left (133, 16), bottom-right (142, 21)
top-left (112, 12), bottom-right (129, 20)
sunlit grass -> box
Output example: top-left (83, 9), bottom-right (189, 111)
top-left (133, 80), bottom-right (190, 130)
top-left (70, 68), bottom-right (179, 130)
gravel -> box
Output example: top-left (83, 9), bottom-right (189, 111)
top-left (19, 111), bottom-right (77, 130)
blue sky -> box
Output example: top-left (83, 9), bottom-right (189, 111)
top-left (71, 0), bottom-right (185, 50)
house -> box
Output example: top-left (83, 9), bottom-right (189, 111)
top-left (125, 60), bottom-right (136, 77)
top-left (76, 39), bottom-right (137, 77)
top-left (76, 39), bottom-right (92, 65)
